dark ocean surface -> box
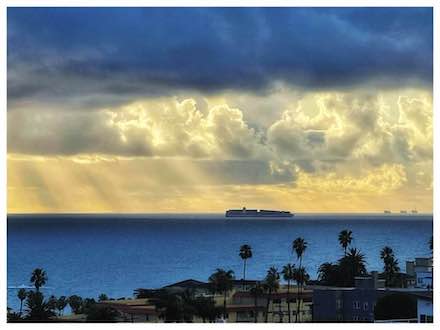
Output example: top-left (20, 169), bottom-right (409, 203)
top-left (7, 213), bottom-right (433, 311)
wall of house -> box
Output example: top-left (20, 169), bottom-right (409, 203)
top-left (417, 298), bottom-right (433, 323)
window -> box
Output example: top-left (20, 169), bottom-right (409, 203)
top-left (353, 301), bottom-right (360, 309)
top-left (363, 302), bottom-right (369, 311)
top-left (353, 315), bottom-right (360, 321)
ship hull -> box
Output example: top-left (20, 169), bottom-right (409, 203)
top-left (225, 209), bottom-right (294, 218)
top-left (225, 215), bottom-right (294, 218)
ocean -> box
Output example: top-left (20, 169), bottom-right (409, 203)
top-left (7, 213), bottom-right (432, 311)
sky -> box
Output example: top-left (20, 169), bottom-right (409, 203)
top-left (7, 7), bottom-right (433, 213)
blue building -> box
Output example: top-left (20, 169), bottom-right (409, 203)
top-left (312, 274), bottom-right (382, 322)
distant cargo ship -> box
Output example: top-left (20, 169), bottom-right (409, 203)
top-left (225, 207), bottom-right (294, 218)
top-left (384, 210), bottom-right (391, 214)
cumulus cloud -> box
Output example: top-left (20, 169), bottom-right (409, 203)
top-left (8, 98), bottom-right (267, 160)
top-left (267, 89), bottom-right (432, 172)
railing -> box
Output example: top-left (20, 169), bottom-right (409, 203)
top-left (374, 318), bottom-right (418, 323)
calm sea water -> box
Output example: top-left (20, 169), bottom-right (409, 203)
top-left (7, 213), bottom-right (432, 311)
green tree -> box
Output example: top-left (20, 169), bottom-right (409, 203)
top-left (56, 296), bottom-right (67, 316)
top-left (154, 292), bottom-right (185, 322)
top-left (17, 288), bottom-right (27, 316)
top-left (7, 309), bottom-right (22, 322)
top-left (293, 266), bottom-right (309, 322)
top-left (292, 237), bottom-right (307, 322)
top-left (82, 298), bottom-right (97, 315)
top-left (374, 293), bottom-right (416, 320)
top-left (98, 293), bottom-right (109, 302)
top-left (338, 248), bottom-right (367, 286)
top-left (250, 281), bottom-right (264, 323)
top-left (281, 263), bottom-right (295, 323)
top-left (338, 229), bottom-right (353, 256)
top-left (68, 295), bottom-right (83, 314)
top-left (153, 290), bottom-right (197, 322)
top-left (380, 246), bottom-right (400, 287)
top-left (47, 295), bottom-right (58, 314)
top-left (239, 244), bottom-right (253, 290)
top-left (317, 262), bottom-right (340, 286)
top-left (192, 296), bottom-right (219, 322)
top-left (86, 305), bottom-right (120, 322)
top-left (208, 268), bottom-right (235, 320)
top-left (25, 291), bottom-right (55, 320)
top-left (30, 268), bottom-right (47, 293)
top-left (263, 266), bottom-right (279, 323)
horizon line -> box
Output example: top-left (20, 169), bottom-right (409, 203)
top-left (7, 211), bottom-right (434, 216)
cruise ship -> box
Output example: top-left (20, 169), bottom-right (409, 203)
top-left (225, 207), bottom-right (294, 218)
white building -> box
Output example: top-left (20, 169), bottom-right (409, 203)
top-left (416, 295), bottom-right (433, 323)
top-left (406, 258), bottom-right (432, 289)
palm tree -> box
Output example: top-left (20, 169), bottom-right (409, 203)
top-left (250, 281), bottom-right (264, 323)
top-left (292, 237), bottom-right (307, 268)
top-left (380, 246), bottom-right (393, 261)
top-left (338, 247), bottom-right (367, 286)
top-left (192, 295), bottom-right (218, 323)
top-left (380, 246), bottom-right (400, 287)
top-left (68, 295), bottom-right (83, 314)
top-left (263, 266), bottom-right (279, 323)
top-left (47, 295), bottom-right (58, 314)
top-left (317, 262), bottom-right (338, 285)
top-left (56, 296), bottom-right (67, 316)
top-left (292, 237), bottom-right (307, 322)
top-left (208, 268), bottom-right (235, 320)
top-left (25, 291), bottom-right (55, 320)
top-left (338, 229), bottom-right (353, 256)
top-left (98, 293), bottom-right (109, 302)
top-left (30, 268), bottom-right (47, 293)
top-left (17, 288), bottom-right (27, 316)
top-left (281, 263), bottom-right (295, 323)
top-left (239, 244), bottom-right (253, 290)
top-left (293, 266), bottom-right (310, 322)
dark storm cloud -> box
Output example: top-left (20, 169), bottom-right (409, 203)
top-left (7, 7), bottom-right (432, 107)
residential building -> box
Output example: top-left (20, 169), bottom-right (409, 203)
top-left (414, 293), bottom-right (433, 323)
top-left (227, 289), bottom-right (313, 322)
top-left (406, 257), bottom-right (433, 289)
top-left (313, 275), bottom-right (383, 322)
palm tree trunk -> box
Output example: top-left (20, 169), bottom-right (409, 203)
top-left (296, 257), bottom-right (302, 323)
top-left (254, 293), bottom-right (258, 323)
top-left (265, 290), bottom-right (271, 323)
top-left (223, 291), bottom-right (227, 320)
top-left (278, 302), bottom-right (282, 323)
top-left (19, 301), bottom-right (23, 316)
top-left (287, 280), bottom-right (291, 323)
top-left (243, 259), bottom-right (247, 290)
